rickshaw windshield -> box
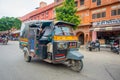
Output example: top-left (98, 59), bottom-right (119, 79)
top-left (54, 26), bottom-right (74, 36)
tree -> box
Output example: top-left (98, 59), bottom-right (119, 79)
top-left (0, 17), bottom-right (21, 31)
top-left (55, 0), bottom-right (80, 29)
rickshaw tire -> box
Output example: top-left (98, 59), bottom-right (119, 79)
top-left (26, 56), bottom-right (31, 62)
top-left (24, 49), bottom-right (31, 62)
top-left (78, 60), bottom-right (83, 72)
top-left (24, 54), bottom-right (31, 62)
top-left (70, 60), bottom-right (83, 72)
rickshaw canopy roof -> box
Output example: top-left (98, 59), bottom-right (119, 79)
top-left (24, 20), bottom-right (53, 29)
top-left (54, 21), bottom-right (76, 27)
top-left (23, 20), bottom-right (75, 29)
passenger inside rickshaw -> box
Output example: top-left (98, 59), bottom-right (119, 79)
top-left (38, 26), bottom-right (53, 45)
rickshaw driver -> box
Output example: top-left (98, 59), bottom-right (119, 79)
top-left (36, 27), bottom-right (46, 43)
top-left (37, 27), bottom-right (44, 39)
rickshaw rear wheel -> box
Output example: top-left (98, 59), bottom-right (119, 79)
top-left (70, 60), bottom-right (83, 72)
top-left (24, 49), bottom-right (31, 62)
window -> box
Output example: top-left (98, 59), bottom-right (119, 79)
top-left (37, 16), bottom-right (39, 20)
top-left (92, 0), bottom-right (96, 2)
top-left (41, 13), bottom-right (44, 19)
top-left (56, 0), bottom-right (59, 2)
top-left (92, 14), bottom-right (96, 19)
top-left (20, 24), bottom-right (29, 38)
top-left (111, 10), bottom-right (117, 16)
top-left (42, 27), bottom-right (52, 37)
top-left (34, 17), bottom-right (36, 20)
top-left (46, 11), bottom-right (49, 17)
top-left (54, 26), bottom-right (73, 36)
top-left (92, 11), bottom-right (106, 19)
top-left (53, 10), bottom-right (56, 15)
top-left (118, 9), bottom-right (120, 15)
top-left (20, 23), bottom-right (25, 37)
top-left (75, 2), bottom-right (78, 7)
top-left (111, 9), bottom-right (120, 16)
top-left (97, 13), bottom-right (101, 18)
top-left (80, 0), bottom-right (84, 5)
top-left (97, 0), bottom-right (101, 6)
top-left (102, 12), bottom-right (106, 17)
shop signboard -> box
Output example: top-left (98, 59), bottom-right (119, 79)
top-left (105, 27), bottom-right (112, 31)
top-left (93, 19), bottom-right (120, 27)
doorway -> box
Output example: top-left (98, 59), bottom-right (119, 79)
top-left (78, 33), bottom-right (84, 45)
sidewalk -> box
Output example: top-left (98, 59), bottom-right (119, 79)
top-left (80, 44), bottom-right (114, 53)
top-left (79, 47), bottom-right (120, 80)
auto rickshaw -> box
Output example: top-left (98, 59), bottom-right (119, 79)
top-left (19, 20), bottom-right (84, 72)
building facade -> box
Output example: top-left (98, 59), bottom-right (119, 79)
top-left (20, 2), bottom-right (55, 22)
top-left (74, 0), bottom-right (120, 45)
top-left (90, 0), bottom-right (120, 45)
top-left (20, 0), bottom-right (120, 45)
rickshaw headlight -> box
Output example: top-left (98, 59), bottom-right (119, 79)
top-left (57, 42), bottom-right (68, 50)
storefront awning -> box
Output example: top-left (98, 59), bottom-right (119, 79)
top-left (11, 30), bottom-right (20, 34)
top-left (90, 26), bottom-right (120, 31)
top-left (0, 31), bottom-right (9, 34)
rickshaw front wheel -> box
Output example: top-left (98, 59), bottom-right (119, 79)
top-left (70, 60), bottom-right (83, 72)
top-left (24, 50), bottom-right (31, 62)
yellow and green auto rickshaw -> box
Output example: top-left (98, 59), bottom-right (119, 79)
top-left (19, 20), bottom-right (84, 72)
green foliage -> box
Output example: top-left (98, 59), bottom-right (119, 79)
top-left (55, 0), bottom-right (80, 29)
top-left (0, 17), bottom-right (21, 31)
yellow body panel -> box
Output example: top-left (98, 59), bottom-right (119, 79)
top-left (20, 38), bottom-right (28, 42)
top-left (53, 36), bottom-right (78, 41)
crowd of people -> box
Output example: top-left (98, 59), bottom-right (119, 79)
top-left (0, 33), bottom-right (8, 39)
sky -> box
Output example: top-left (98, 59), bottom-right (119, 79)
top-left (0, 0), bottom-right (54, 18)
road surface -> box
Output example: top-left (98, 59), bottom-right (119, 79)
top-left (0, 41), bottom-right (120, 80)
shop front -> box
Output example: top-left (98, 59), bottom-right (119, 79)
top-left (10, 30), bottom-right (20, 40)
top-left (90, 19), bottom-right (120, 45)
top-left (75, 24), bottom-right (92, 45)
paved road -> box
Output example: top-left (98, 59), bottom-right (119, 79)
top-left (0, 41), bottom-right (120, 80)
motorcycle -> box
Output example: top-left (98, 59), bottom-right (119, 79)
top-left (0, 37), bottom-right (8, 45)
top-left (87, 41), bottom-right (100, 51)
top-left (111, 39), bottom-right (120, 54)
